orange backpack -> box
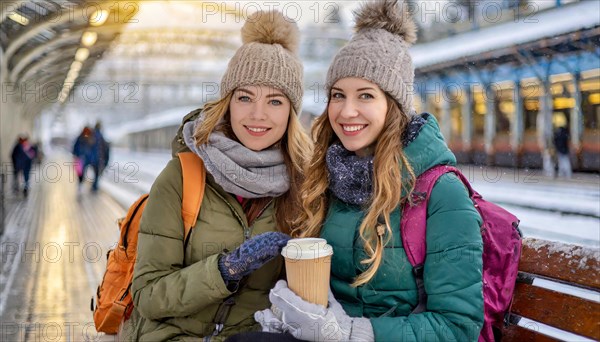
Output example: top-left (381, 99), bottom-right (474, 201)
top-left (92, 152), bottom-right (206, 334)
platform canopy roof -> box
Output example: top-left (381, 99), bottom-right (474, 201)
top-left (411, 1), bottom-right (600, 73)
top-left (1, 0), bottom-right (132, 117)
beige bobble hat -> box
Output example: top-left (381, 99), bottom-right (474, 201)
top-left (220, 11), bottom-right (304, 114)
top-left (325, 0), bottom-right (418, 114)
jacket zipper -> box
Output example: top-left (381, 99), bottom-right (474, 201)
top-left (248, 199), bottom-right (274, 239)
top-left (206, 184), bottom-right (249, 238)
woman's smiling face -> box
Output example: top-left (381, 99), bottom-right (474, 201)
top-left (229, 85), bottom-right (291, 151)
top-left (328, 77), bottom-right (388, 157)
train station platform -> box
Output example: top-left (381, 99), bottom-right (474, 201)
top-left (0, 151), bottom-right (124, 342)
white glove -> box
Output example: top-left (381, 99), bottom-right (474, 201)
top-left (255, 280), bottom-right (374, 341)
top-left (255, 306), bottom-right (286, 333)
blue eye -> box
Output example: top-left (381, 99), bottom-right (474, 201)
top-left (331, 92), bottom-right (344, 99)
top-left (270, 99), bottom-right (283, 106)
top-left (360, 93), bottom-right (374, 100)
top-left (238, 96), bottom-right (251, 102)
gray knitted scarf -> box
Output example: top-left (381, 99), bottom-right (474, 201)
top-left (182, 116), bottom-right (289, 198)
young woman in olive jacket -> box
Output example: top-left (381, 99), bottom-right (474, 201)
top-left (121, 11), bottom-right (311, 341)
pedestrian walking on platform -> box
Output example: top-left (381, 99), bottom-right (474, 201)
top-left (253, 1), bottom-right (485, 341)
top-left (73, 126), bottom-right (102, 192)
top-left (11, 134), bottom-right (36, 197)
top-left (553, 125), bottom-right (572, 179)
top-left (120, 10), bottom-right (311, 341)
top-left (94, 121), bottom-right (110, 175)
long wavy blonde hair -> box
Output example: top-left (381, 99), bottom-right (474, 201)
top-left (194, 91), bottom-right (312, 233)
top-left (293, 94), bottom-right (416, 287)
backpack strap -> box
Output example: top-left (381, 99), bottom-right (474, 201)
top-left (401, 164), bottom-right (473, 314)
top-left (178, 152), bottom-right (206, 242)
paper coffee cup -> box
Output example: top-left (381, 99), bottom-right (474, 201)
top-left (281, 238), bottom-right (333, 307)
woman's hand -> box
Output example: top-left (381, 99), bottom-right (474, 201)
top-left (255, 280), bottom-right (374, 341)
top-left (218, 232), bottom-right (290, 283)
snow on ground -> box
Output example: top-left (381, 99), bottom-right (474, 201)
top-left (502, 204), bottom-right (599, 248)
top-left (476, 182), bottom-right (599, 217)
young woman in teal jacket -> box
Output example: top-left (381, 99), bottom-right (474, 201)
top-left (255, 1), bottom-right (485, 341)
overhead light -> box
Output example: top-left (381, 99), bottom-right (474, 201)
top-left (62, 83), bottom-right (73, 93)
top-left (75, 48), bottom-right (90, 62)
top-left (71, 61), bottom-right (83, 73)
top-left (89, 9), bottom-right (109, 26)
top-left (81, 31), bottom-right (98, 47)
top-left (8, 11), bottom-right (29, 25)
top-left (58, 88), bottom-right (70, 103)
top-left (67, 69), bottom-right (80, 82)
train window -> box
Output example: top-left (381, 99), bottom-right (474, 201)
top-left (581, 75), bottom-right (600, 130)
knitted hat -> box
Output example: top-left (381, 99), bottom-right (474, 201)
top-left (325, 0), bottom-right (418, 114)
top-left (220, 11), bottom-right (304, 114)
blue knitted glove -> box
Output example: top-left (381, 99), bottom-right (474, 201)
top-left (218, 231), bottom-right (290, 283)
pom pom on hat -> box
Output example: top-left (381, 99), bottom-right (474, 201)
top-left (242, 11), bottom-right (300, 54)
top-left (325, 0), bottom-right (418, 114)
top-left (354, 0), bottom-right (417, 45)
top-left (220, 10), bottom-right (304, 113)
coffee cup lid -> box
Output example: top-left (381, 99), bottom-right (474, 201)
top-left (281, 238), bottom-right (333, 260)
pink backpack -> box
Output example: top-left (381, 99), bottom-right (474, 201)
top-left (401, 165), bottom-right (522, 342)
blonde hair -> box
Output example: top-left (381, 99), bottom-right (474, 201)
top-left (194, 91), bottom-right (312, 233)
top-left (294, 94), bottom-right (416, 287)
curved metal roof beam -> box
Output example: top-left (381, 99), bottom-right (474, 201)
top-left (11, 24), bottom-right (121, 82)
top-left (18, 48), bottom-right (75, 82)
top-left (23, 56), bottom-right (98, 86)
top-left (19, 41), bottom-right (111, 84)
top-left (3, 2), bottom-right (95, 73)
top-left (10, 34), bottom-right (80, 82)
top-left (21, 70), bottom-right (95, 116)
top-left (26, 72), bottom-right (72, 87)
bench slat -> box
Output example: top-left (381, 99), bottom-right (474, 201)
top-left (511, 282), bottom-right (600, 340)
top-left (520, 238), bottom-right (600, 290)
top-left (502, 323), bottom-right (561, 342)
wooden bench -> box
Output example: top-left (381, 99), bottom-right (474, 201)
top-left (502, 238), bottom-right (600, 341)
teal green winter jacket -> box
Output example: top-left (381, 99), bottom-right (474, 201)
top-left (321, 114), bottom-right (484, 341)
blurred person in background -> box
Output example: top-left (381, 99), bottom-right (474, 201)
top-left (94, 121), bottom-right (110, 174)
top-left (553, 124), bottom-right (572, 179)
top-left (72, 126), bottom-right (101, 192)
top-left (120, 10), bottom-right (311, 341)
top-left (11, 134), bottom-right (36, 197)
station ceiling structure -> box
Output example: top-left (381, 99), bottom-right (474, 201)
top-left (1, 1), bottom-right (135, 116)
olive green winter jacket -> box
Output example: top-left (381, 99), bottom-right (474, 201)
top-left (123, 110), bottom-right (284, 341)
top-left (321, 114), bottom-right (484, 341)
